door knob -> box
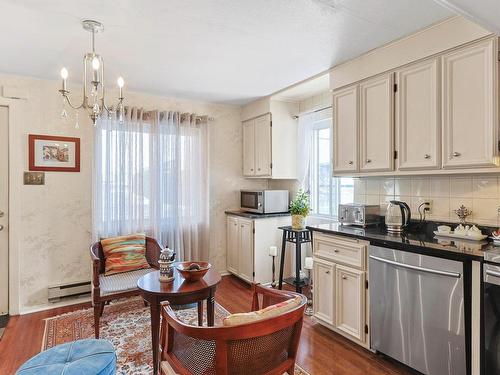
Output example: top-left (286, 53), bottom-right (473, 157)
top-left (424, 154), bottom-right (431, 159)
top-left (453, 152), bottom-right (461, 157)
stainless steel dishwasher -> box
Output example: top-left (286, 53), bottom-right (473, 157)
top-left (369, 245), bottom-right (465, 375)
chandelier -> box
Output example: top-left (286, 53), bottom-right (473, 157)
top-left (59, 20), bottom-right (125, 126)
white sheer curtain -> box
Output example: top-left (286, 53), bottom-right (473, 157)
top-left (296, 112), bottom-right (315, 191)
top-left (93, 108), bottom-right (209, 261)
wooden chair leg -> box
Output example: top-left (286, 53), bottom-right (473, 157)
top-left (144, 300), bottom-right (148, 307)
top-left (99, 303), bottom-right (105, 317)
top-left (94, 302), bottom-right (102, 338)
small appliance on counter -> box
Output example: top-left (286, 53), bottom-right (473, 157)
top-left (339, 204), bottom-right (379, 227)
top-left (385, 200), bottom-right (411, 233)
top-left (240, 189), bottom-right (289, 214)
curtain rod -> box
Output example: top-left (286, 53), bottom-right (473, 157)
top-left (293, 105), bottom-right (332, 119)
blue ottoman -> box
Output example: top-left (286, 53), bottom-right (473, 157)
top-left (16, 339), bottom-right (116, 375)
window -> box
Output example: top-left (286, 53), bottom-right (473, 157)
top-left (309, 111), bottom-right (353, 218)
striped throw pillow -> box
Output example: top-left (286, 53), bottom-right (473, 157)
top-left (101, 233), bottom-right (150, 276)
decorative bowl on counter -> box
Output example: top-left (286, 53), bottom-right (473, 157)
top-left (176, 261), bottom-right (211, 282)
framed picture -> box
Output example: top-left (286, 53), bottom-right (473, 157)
top-left (28, 134), bottom-right (80, 172)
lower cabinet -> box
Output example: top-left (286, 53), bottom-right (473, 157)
top-left (313, 232), bottom-right (369, 348)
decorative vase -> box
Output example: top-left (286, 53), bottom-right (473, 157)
top-left (292, 214), bottom-right (306, 230)
top-left (159, 247), bottom-right (175, 283)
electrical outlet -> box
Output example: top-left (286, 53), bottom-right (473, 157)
top-left (415, 199), bottom-right (432, 215)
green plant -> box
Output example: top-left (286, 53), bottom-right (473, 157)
top-left (289, 189), bottom-right (310, 216)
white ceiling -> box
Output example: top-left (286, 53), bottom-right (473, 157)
top-left (0, 0), bottom-right (453, 104)
top-left (433, 0), bottom-right (500, 34)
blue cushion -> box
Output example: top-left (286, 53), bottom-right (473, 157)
top-left (16, 339), bottom-right (116, 375)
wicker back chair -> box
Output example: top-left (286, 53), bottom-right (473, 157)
top-left (159, 284), bottom-right (307, 375)
top-left (90, 236), bottom-right (161, 338)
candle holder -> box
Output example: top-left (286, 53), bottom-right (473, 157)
top-left (304, 257), bottom-right (314, 316)
top-left (269, 246), bottom-right (278, 288)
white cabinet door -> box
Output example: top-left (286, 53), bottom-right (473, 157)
top-left (335, 265), bottom-right (366, 342)
top-left (242, 120), bottom-right (255, 176)
top-left (442, 39), bottom-right (498, 168)
top-left (359, 74), bottom-right (394, 172)
top-left (226, 216), bottom-right (239, 274)
top-left (333, 85), bottom-right (358, 173)
top-left (313, 258), bottom-right (335, 326)
top-left (396, 58), bottom-right (441, 170)
top-left (254, 114), bottom-right (272, 177)
top-left (238, 219), bottom-right (254, 283)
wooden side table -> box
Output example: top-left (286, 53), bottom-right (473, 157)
top-left (277, 226), bottom-right (312, 293)
top-left (137, 267), bottom-right (221, 375)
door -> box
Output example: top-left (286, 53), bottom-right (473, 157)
top-left (313, 258), bottom-right (335, 325)
top-left (238, 219), bottom-right (254, 283)
top-left (442, 38), bottom-right (497, 168)
top-left (254, 114), bottom-right (272, 177)
top-left (226, 216), bottom-right (239, 274)
top-left (0, 106), bottom-right (8, 315)
top-left (332, 85), bottom-right (358, 173)
top-left (396, 58), bottom-right (441, 170)
top-left (359, 73), bottom-right (394, 172)
top-left (335, 265), bottom-right (365, 342)
top-left (242, 119), bottom-right (255, 176)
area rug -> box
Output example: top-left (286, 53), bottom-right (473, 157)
top-left (42, 297), bottom-right (309, 375)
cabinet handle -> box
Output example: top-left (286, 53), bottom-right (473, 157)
top-left (424, 154), bottom-right (431, 159)
top-left (325, 270), bottom-right (330, 274)
top-left (366, 159), bottom-right (372, 163)
top-left (348, 160), bottom-right (354, 165)
top-left (453, 152), bottom-right (461, 157)
top-left (333, 249), bottom-right (339, 253)
top-left (342, 275), bottom-right (347, 280)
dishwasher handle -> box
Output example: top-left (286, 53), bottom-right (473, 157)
top-left (369, 255), bottom-right (461, 278)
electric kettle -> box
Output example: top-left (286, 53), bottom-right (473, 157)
top-left (385, 200), bottom-right (411, 233)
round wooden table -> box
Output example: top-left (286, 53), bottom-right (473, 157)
top-left (137, 266), bottom-right (221, 375)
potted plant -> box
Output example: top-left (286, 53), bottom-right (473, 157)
top-left (290, 189), bottom-right (310, 230)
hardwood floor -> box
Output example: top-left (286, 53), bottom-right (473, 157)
top-left (0, 275), bottom-right (411, 374)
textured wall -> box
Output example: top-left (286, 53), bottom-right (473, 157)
top-left (0, 73), bottom-right (265, 312)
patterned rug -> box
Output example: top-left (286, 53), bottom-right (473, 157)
top-left (42, 298), bottom-right (309, 375)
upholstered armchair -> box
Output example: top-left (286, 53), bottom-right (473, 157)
top-left (159, 284), bottom-right (307, 375)
top-left (90, 236), bottom-right (161, 338)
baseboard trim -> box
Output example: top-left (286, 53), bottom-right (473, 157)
top-left (19, 295), bottom-right (91, 315)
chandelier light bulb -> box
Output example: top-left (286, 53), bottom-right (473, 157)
top-left (60, 67), bottom-right (68, 80)
top-left (117, 77), bottom-right (124, 88)
top-left (91, 56), bottom-right (100, 70)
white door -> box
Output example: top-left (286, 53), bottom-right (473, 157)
top-left (226, 216), bottom-right (239, 274)
top-left (442, 38), bottom-right (498, 168)
top-left (335, 265), bottom-right (365, 342)
top-left (254, 114), bottom-right (272, 177)
top-left (313, 258), bottom-right (335, 326)
top-left (242, 120), bottom-right (255, 176)
top-left (238, 219), bottom-right (254, 283)
top-left (396, 57), bottom-right (441, 170)
top-left (359, 73), bottom-right (394, 172)
top-left (0, 106), bottom-right (8, 315)
top-left (332, 85), bottom-right (358, 173)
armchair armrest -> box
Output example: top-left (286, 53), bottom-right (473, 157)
top-left (90, 242), bottom-right (101, 288)
top-left (251, 283), bottom-right (300, 311)
top-left (146, 237), bottom-right (162, 269)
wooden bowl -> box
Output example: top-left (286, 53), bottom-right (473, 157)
top-left (176, 261), bottom-right (211, 282)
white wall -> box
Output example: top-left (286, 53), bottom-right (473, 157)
top-left (1, 73), bottom-right (266, 313)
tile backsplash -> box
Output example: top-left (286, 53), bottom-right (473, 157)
top-left (353, 175), bottom-right (500, 226)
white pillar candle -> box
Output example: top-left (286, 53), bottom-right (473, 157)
top-left (304, 257), bottom-right (314, 270)
top-left (269, 246), bottom-right (278, 257)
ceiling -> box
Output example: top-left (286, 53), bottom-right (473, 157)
top-left (0, 0), bottom-right (453, 105)
top-left (433, 0), bottom-right (500, 34)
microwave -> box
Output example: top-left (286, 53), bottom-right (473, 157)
top-left (240, 190), bottom-right (289, 214)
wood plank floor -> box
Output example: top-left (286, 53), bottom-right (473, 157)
top-left (0, 275), bottom-right (411, 374)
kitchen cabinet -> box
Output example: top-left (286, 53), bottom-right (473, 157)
top-left (335, 264), bottom-right (365, 342)
top-left (442, 38), bottom-right (498, 169)
top-left (241, 98), bottom-right (298, 179)
top-left (359, 73), bottom-right (394, 172)
top-left (313, 258), bottom-right (335, 326)
top-left (313, 232), bottom-right (369, 347)
top-left (332, 85), bottom-right (358, 173)
top-left (396, 57), bottom-right (441, 170)
top-left (226, 214), bottom-right (292, 284)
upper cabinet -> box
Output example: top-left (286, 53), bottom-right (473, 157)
top-left (332, 85), bottom-right (358, 173)
top-left (442, 38), bottom-right (498, 169)
top-left (359, 73), bottom-right (394, 172)
top-left (396, 57), bottom-right (441, 170)
top-left (241, 98), bottom-right (298, 179)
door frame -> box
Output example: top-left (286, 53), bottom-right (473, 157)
top-left (0, 97), bottom-right (22, 315)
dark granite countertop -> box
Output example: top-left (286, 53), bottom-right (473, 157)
top-left (225, 209), bottom-right (291, 219)
top-left (307, 222), bottom-right (497, 262)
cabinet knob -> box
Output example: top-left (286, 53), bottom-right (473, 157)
top-left (342, 276), bottom-right (347, 280)
top-left (325, 270), bottom-right (330, 274)
top-left (333, 249), bottom-right (339, 253)
top-left (250, 168), bottom-right (254, 171)
top-left (366, 159), bottom-right (372, 163)
top-left (424, 154), bottom-right (431, 159)
top-left (453, 152), bottom-right (461, 157)
top-left (258, 168), bottom-right (261, 171)
top-left (348, 160), bottom-right (354, 165)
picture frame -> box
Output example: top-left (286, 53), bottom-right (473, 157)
top-left (28, 134), bottom-right (80, 172)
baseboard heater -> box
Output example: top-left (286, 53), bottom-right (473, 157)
top-left (48, 280), bottom-right (91, 303)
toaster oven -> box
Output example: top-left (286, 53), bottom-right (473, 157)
top-left (339, 204), bottom-right (380, 227)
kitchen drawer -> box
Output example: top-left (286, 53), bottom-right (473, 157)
top-left (313, 233), bottom-right (367, 270)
